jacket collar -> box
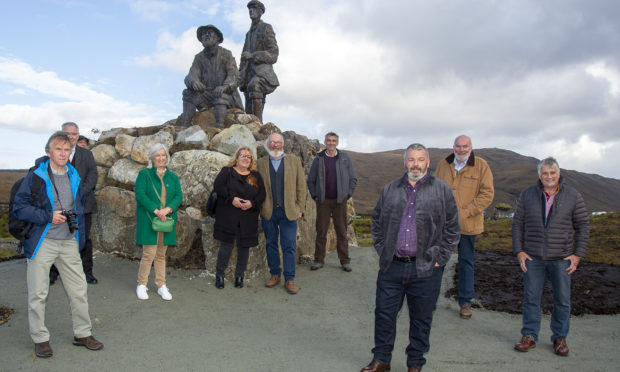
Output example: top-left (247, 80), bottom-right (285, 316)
top-left (445, 150), bottom-right (476, 167)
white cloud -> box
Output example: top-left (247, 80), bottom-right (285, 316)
top-left (129, 0), bottom-right (174, 21)
top-left (0, 56), bottom-right (170, 136)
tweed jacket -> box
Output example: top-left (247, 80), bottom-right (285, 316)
top-left (434, 151), bottom-right (494, 235)
top-left (371, 173), bottom-right (460, 277)
top-left (512, 177), bottom-right (589, 260)
top-left (257, 154), bottom-right (306, 221)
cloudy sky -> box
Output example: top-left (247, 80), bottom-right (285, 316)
top-left (1, 0), bottom-right (619, 178)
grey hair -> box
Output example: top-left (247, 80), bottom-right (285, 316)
top-left (45, 131), bottom-right (71, 152)
top-left (404, 143), bottom-right (429, 160)
top-left (61, 122), bottom-right (79, 131)
top-left (264, 132), bottom-right (284, 148)
top-left (325, 132), bottom-right (339, 140)
top-left (147, 143), bottom-right (170, 168)
top-left (537, 156), bottom-right (560, 175)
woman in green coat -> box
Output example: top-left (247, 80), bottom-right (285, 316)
top-left (135, 143), bottom-right (182, 301)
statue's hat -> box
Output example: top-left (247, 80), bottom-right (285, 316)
top-left (247, 0), bottom-right (265, 13)
top-left (196, 25), bottom-right (223, 44)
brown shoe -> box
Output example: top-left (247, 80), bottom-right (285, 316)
top-left (265, 275), bottom-right (281, 288)
top-left (459, 304), bottom-right (472, 319)
top-left (360, 359), bottom-right (391, 372)
top-left (408, 367), bottom-right (421, 372)
top-left (514, 335), bottom-right (536, 352)
top-left (553, 337), bottom-right (569, 356)
top-left (72, 335), bottom-right (104, 351)
top-left (285, 280), bottom-right (298, 294)
top-left (34, 341), bottom-right (53, 358)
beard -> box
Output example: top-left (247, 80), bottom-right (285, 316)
top-left (407, 167), bottom-right (427, 181)
top-left (266, 148), bottom-right (284, 159)
top-left (455, 151), bottom-right (471, 163)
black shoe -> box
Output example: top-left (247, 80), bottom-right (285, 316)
top-left (215, 276), bottom-right (224, 289)
top-left (234, 276), bottom-right (244, 288)
top-left (49, 272), bottom-right (58, 285)
top-left (85, 273), bottom-right (98, 284)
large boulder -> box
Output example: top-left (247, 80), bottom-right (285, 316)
top-left (91, 144), bottom-right (118, 167)
top-left (115, 134), bottom-right (136, 158)
top-left (92, 186), bottom-right (138, 257)
top-left (168, 150), bottom-right (231, 207)
top-left (107, 158), bottom-right (144, 186)
top-left (209, 124), bottom-right (256, 156)
top-left (175, 125), bottom-right (210, 149)
top-left (131, 130), bottom-right (174, 164)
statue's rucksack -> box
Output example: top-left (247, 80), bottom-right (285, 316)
top-left (8, 169), bottom-right (43, 247)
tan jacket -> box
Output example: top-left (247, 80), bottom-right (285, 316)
top-left (435, 151), bottom-right (494, 235)
top-left (257, 154), bottom-right (307, 221)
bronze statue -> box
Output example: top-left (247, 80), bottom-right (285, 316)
top-left (180, 25), bottom-right (243, 128)
top-left (239, 0), bottom-right (279, 123)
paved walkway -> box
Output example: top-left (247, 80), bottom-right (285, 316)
top-left (1, 247), bottom-right (617, 371)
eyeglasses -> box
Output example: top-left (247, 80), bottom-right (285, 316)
top-left (269, 141), bottom-right (283, 145)
top-left (239, 154), bottom-right (253, 160)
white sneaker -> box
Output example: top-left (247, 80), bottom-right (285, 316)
top-left (136, 284), bottom-right (149, 300)
top-left (157, 285), bottom-right (172, 301)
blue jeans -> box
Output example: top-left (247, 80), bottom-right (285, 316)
top-left (521, 257), bottom-right (571, 342)
top-left (372, 260), bottom-right (444, 369)
top-left (261, 208), bottom-right (298, 281)
top-left (457, 234), bottom-right (476, 306)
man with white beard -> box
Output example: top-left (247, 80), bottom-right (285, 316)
top-left (257, 133), bottom-right (307, 294)
top-left (435, 135), bottom-right (494, 319)
top-left (361, 143), bottom-right (459, 372)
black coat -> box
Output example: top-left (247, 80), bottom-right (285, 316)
top-left (512, 177), bottom-right (589, 260)
top-left (73, 146), bottom-right (98, 214)
top-left (213, 167), bottom-right (266, 247)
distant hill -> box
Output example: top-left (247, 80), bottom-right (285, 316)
top-left (347, 148), bottom-right (620, 215)
top-left (3, 148), bottom-right (619, 215)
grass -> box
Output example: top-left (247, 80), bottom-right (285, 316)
top-left (353, 212), bottom-right (620, 266)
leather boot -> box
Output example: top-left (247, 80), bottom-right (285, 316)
top-left (214, 104), bottom-right (227, 128)
top-left (234, 276), bottom-right (244, 288)
top-left (215, 275), bottom-right (224, 289)
top-left (252, 98), bottom-right (264, 123)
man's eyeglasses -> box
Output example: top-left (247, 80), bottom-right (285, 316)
top-left (269, 141), bottom-right (283, 145)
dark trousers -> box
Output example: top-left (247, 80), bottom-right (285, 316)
top-left (314, 198), bottom-right (349, 264)
top-left (215, 239), bottom-right (250, 278)
top-left (372, 260), bottom-right (444, 369)
top-left (50, 212), bottom-right (93, 278)
top-left (457, 234), bottom-right (476, 306)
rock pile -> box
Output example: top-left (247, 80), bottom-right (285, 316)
top-left (90, 109), bottom-right (357, 279)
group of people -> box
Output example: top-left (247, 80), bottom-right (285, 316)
top-left (134, 131), bottom-right (357, 298)
top-left (13, 126), bottom-right (589, 368)
top-left (361, 136), bottom-right (589, 372)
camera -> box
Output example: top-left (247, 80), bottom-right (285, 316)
top-left (61, 210), bottom-right (79, 234)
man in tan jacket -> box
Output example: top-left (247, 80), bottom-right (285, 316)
top-left (435, 135), bottom-right (494, 319)
top-left (257, 133), bottom-right (307, 294)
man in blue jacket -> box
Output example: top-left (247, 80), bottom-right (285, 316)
top-left (12, 131), bottom-right (103, 358)
top-left (361, 143), bottom-right (460, 372)
top-left (307, 132), bottom-right (357, 272)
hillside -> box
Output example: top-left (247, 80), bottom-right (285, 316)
top-left (348, 148), bottom-right (620, 215)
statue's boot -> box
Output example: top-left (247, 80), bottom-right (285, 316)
top-left (179, 102), bottom-right (196, 127)
top-left (252, 99), bottom-right (264, 123)
top-left (214, 105), bottom-right (227, 129)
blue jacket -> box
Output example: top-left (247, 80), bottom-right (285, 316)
top-left (12, 156), bottom-right (86, 260)
top-left (371, 173), bottom-right (460, 277)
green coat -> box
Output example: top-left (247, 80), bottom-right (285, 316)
top-left (135, 167), bottom-right (183, 246)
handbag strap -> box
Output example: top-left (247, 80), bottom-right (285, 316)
top-left (147, 171), bottom-right (165, 208)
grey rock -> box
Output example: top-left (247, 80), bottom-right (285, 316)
top-left (115, 134), bottom-right (136, 158)
top-left (175, 125), bottom-right (210, 149)
top-left (208, 124), bottom-right (256, 156)
top-left (131, 130), bottom-right (174, 164)
top-left (91, 144), bottom-right (118, 167)
top-left (108, 158), bottom-right (144, 186)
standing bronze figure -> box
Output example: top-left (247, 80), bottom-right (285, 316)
top-left (239, 0), bottom-right (279, 122)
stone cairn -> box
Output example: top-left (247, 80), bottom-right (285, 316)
top-left (90, 108), bottom-right (357, 279)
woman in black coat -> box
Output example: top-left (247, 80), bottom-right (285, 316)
top-left (213, 146), bottom-right (266, 288)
